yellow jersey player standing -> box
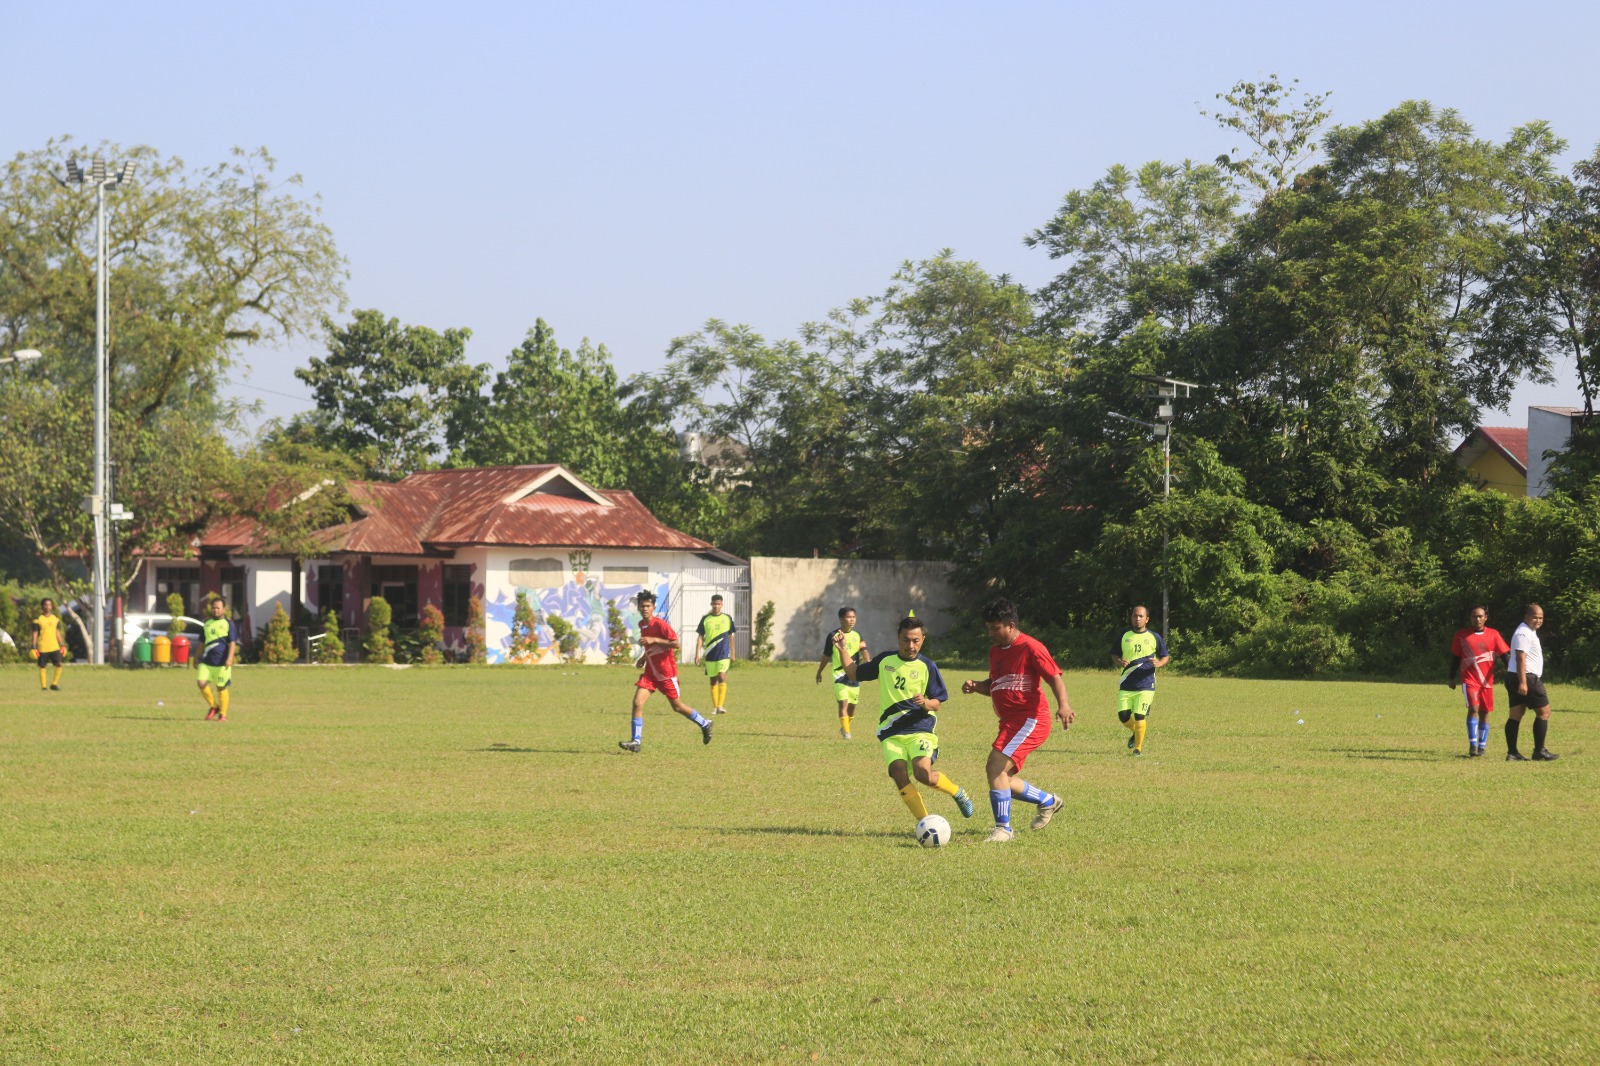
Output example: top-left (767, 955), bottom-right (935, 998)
top-left (837, 615), bottom-right (974, 826)
top-left (1114, 605), bottom-right (1170, 756)
top-left (816, 606), bottom-right (870, 739)
top-left (693, 594), bottom-right (735, 714)
top-left (196, 597), bottom-right (241, 721)
top-left (31, 597), bottom-right (66, 691)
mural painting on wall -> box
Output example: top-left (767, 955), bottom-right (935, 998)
top-left (483, 556), bottom-right (670, 664)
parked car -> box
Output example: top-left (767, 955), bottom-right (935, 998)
top-left (119, 613), bottom-right (205, 661)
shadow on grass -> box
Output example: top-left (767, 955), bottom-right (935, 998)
top-left (716, 825), bottom-right (906, 841)
top-left (475, 746), bottom-right (590, 755)
top-left (105, 715), bottom-right (198, 722)
top-left (736, 731), bottom-right (828, 740)
top-left (1324, 747), bottom-right (1440, 761)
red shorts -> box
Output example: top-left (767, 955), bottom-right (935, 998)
top-left (993, 712), bottom-right (1051, 770)
top-left (1461, 680), bottom-right (1494, 713)
top-left (637, 673), bottom-right (680, 701)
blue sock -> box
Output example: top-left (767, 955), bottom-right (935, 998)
top-left (1017, 781), bottom-right (1053, 807)
top-left (631, 717), bottom-right (643, 743)
top-left (1466, 714), bottom-right (1478, 747)
top-left (989, 790), bottom-right (1011, 829)
top-left (688, 710), bottom-right (708, 727)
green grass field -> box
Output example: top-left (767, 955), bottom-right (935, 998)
top-left (2, 662), bottom-right (1597, 1064)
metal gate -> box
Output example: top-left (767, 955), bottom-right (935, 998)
top-left (669, 564), bottom-right (752, 664)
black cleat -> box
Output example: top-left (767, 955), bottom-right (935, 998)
top-left (1468, 748), bottom-right (1482, 757)
top-left (1506, 751), bottom-right (1528, 761)
top-left (1532, 749), bottom-right (1560, 761)
top-left (701, 720), bottom-right (714, 745)
top-left (49, 684), bottom-right (60, 691)
top-left (618, 740), bottom-right (641, 753)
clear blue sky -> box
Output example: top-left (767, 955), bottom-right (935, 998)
top-left (12, 0), bottom-right (1599, 434)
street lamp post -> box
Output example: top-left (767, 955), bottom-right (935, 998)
top-left (0, 349), bottom-right (43, 369)
top-left (1109, 377), bottom-right (1203, 645)
top-left (61, 157), bottom-right (135, 665)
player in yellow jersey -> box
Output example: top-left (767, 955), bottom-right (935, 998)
top-left (1114, 605), bottom-right (1169, 755)
top-left (816, 606), bottom-right (870, 738)
top-left (31, 597), bottom-right (67, 691)
top-left (837, 615), bottom-right (974, 825)
top-left (693, 594), bottom-right (735, 714)
top-left (196, 597), bottom-right (242, 720)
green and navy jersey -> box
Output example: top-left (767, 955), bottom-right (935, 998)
top-left (697, 612), bottom-right (734, 661)
top-left (1119, 628), bottom-right (1167, 691)
top-left (200, 617), bottom-right (240, 667)
top-left (823, 629), bottom-right (867, 677)
top-left (853, 651), bottom-right (949, 740)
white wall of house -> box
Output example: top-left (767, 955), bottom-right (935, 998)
top-left (1527, 406), bottom-right (1578, 498)
top-left (750, 557), bottom-right (961, 661)
top-left (250, 558), bottom-right (295, 632)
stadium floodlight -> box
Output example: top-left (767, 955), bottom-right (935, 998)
top-left (57, 157), bottom-right (136, 665)
top-left (1108, 380), bottom-right (1208, 643)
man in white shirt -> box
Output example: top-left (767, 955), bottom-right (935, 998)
top-left (1505, 604), bottom-right (1558, 762)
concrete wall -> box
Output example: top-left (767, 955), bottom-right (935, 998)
top-left (1527, 406), bottom-right (1578, 498)
top-left (751, 557), bottom-right (961, 661)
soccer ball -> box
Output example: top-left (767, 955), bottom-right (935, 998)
top-left (916, 814), bottom-right (951, 848)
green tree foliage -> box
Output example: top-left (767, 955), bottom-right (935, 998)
top-left (166, 593), bottom-right (188, 632)
top-left (466, 596), bottom-right (486, 664)
top-left (0, 139), bottom-right (346, 422)
top-left (0, 583), bottom-right (19, 663)
top-left (510, 590), bottom-right (537, 661)
top-left (363, 596), bottom-right (395, 664)
top-left (417, 603), bottom-right (445, 665)
top-left (295, 309), bottom-right (482, 480)
top-left (261, 602), bottom-right (296, 664)
top-left (547, 614), bottom-right (581, 661)
top-left (315, 609), bottom-right (345, 664)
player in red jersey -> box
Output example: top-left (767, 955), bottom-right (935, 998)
top-left (1449, 605), bottom-right (1509, 758)
top-left (618, 590), bottom-right (713, 753)
top-left (960, 598), bottom-right (1076, 843)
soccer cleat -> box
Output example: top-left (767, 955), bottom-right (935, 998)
top-left (1031, 796), bottom-right (1064, 830)
top-left (1506, 751), bottom-right (1528, 761)
top-left (1468, 748), bottom-right (1482, 757)
top-left (50, 684), bottom-right (61, 691)
top-left (205, 707), bottom-right (219, 720)
top-left (1532, 749), bottom-right (1560, 761)
top-left (839, 728), bottom-right (851, 740)
top-left (953, 788), bottom-right (975, 819)
top-left (715, 706), bottom-right (727, 714)
top-left (1132, 749), bottom-right (1144, 757)
top-left (1127, 733), bottom-right (1136, 750)
top-left (983, 826), bottom-right (1015, 843)
top-left (701, 720), bottom-right (714, 745)
top-left (618, 740), bottom-right (641, 753)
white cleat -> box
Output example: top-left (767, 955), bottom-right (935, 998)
top-left (983, 826), bottom-right (1016, 843)
top-left (1031, 796), bottom-right (1064, 830)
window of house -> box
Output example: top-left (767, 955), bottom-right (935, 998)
top-left (442, 564), bottom-right (473, 627)
top-left (220, 567), bottom-right (247, 615)
top-left (604, 566), bottom-right (649, 587)
top-left (370, 565), bottom-right (420, 627)
top-left (316, 565), bottom-right (344, 624)
top-left (509, 557), bottom-right (564, 589)
top-left (154, 567), bottom-right (201, 615)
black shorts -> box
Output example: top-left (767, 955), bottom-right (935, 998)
top-left (36, 649), bottom-right (63, 667)
top-left (1506, 674), bottom-right (1548, 709)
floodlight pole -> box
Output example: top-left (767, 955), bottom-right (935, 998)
top-left (62, 158), bottom-right (134, 665)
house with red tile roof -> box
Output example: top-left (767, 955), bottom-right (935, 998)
top-left (131, 465), bottom-right (745, 663)
top-left (1453, 426), bottom-right (1528, 496)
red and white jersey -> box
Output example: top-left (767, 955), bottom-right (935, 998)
top-left (640, 616), bottom-right (680, 680)
top-left (988, 631), bottom-right (1061, 719)
top-left (1451, 627), bottom-right (1508, 687)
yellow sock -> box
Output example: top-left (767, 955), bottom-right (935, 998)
top-left (1123, 716), bottom-right (1137, 734)
top-left (40, 668), bottom-right (48, 689)
top-left (930, 772), bottom-right (961, 797)
top-left (840, 715), bottom-right (851, 734)
top-left (218, 688), bottom-right (231, 719)
top-left (714, 681), bottom-right (726, 709)
top-left (202, 686), bottom-right (217, 710)
top-left (1133, 717), bottom-right (1147, 751)
top-left (899, 783), bottom-right (929, 820)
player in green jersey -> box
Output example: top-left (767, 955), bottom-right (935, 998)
top-left (816, 606), bottom-right (870, 738)
top-left (196, 597), bottom-right (241, 721)
top-left (693, 594), bottom-right (735, 714)
top-left (1114, 605), bottom-right (1169, 755)
top-left (836, 615), bottom-right (974, 825)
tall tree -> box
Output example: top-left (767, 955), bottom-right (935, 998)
top-left (295, 309), bottom-right (482, 480)
top-left (0, 139), bottom-right (346, 424)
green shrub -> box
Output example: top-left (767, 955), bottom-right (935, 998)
top-left (510, 591), bottom-right (537, 661)
top-left (466, 597), bottom-right (486, 664)
top-left (418, 603), bottom-right (445, 665)
top-left (167, 592), bottom-right (187, 634)
top-left (606, 601), bottom-right (634, 665)
top-left (750, 600), bottom-right (775, 662)
top-left (364, 596), bottom-right (395, 664)
top-left (548, 614), bottom-right (582, 660)
top-left (261, 603), bottom-right (297, 664)
top-left (315, 609), bottom-right (345, 664)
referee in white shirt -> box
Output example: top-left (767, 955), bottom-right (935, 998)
top-left (1505, 604), bottom-right (1558, 761)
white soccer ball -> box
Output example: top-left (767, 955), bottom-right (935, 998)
top-left (916, 814), bottom-right (951, 848)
